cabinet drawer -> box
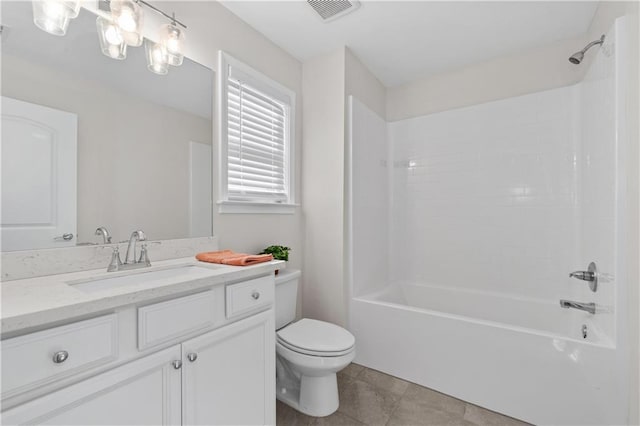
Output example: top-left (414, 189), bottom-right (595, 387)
top-left (138, 290), bottom-right (215, 350)
top-left (226, 275), bottom-right (274, 319)
top-left (1, 314), bottom-right (118, 398)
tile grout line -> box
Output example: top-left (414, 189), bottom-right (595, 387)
top-left (383, 398), bottom-right (402, 426)
top-left (353, 364), bottom-right (367, 380)
top-left (463, 402), bottom-right (473, 424)
top-left (340, 411), bottom-right (367, 425)
top-left (383, 381), bottom-right (412, 426)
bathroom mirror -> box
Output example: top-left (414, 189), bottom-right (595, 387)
top-left (1, 2), bottom-right (214, 251)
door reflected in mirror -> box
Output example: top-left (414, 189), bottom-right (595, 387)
top-left (1, 2), bottom-right (214, 251)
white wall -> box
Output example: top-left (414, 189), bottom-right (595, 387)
top-left (2, 54), bottom-right (212, 244)
top-left (388, 86), bottom-right (579, 304)
top-left (301, 49), bottom-right (346, 326)
top-left (1, 0), bottom-right (305, 274)
top-left (300, 47), bottom-right (387, 327)
top-left (81, 1), bottom-right (305, 269)
top-left (386, 35), bottom-right (589, 122)
top-left (345, 49), bottom-right (387, 119)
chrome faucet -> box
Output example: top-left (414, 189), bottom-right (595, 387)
top-left (106, 230), bottom-right (151, 272)
top-left (125, 230), bottom-right (151, 266)
top-left (559, 299), bottom-right (596, 314)
top-left (95, 226), bottom-right (112, 244)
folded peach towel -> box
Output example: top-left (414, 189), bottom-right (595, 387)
top-left (196, 250), bottom-right (273, 266)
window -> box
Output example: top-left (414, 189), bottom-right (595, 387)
top-left (218, 52), bottom-right (296, 214)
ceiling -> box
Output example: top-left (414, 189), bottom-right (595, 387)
top-left (221, 1), bottom-right (599, 87)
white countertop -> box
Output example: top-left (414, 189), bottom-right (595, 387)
top-left (1, 258), bottom-right (283, 335)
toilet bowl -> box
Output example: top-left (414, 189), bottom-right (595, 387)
top-left (275, 270), bottom-right (356, 417)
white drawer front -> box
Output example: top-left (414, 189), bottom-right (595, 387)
top-left (138, 290), bottom-right (215, 350)
top-left (1, 314), bottom-right (118, 399)
top-left (226, 275), bottom-right (274, 319)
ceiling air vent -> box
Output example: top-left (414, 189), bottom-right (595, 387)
top-left (307, 0), bottom-right (361, 22)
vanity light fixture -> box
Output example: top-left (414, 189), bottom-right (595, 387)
top-left (96, 16), bottom-right (127, 60)
top-left (145, 39), bottom-right (168, 75)
top-left (159, 19), bottom-right (185, 66)
top-left (31, 0), bottom-right (80, 36)
top-left (32, 0), bottom-right (187, 75)
top-left (109, 0), bottom-right (143, 47)
top-left (137, 1), bottom-right (188, 71)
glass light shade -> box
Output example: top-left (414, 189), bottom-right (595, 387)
top-left (110, 0), bottom-right (143, 47)
top-left (96, 16), bottom-right (127, 60)
top-left (159, 23), bottom-right (185, 66)
top-left (145, 39), bottom-right (168, 75)
top-left (32, 0), bottom-right (80, 36)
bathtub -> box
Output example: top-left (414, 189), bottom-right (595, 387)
top-left (347, 16), bottom-right (631, 425)
top-left (350, 283), bottom-right (627, 425)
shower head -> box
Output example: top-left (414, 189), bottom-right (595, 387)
top-left (568, 34), bottom-right (605, 65)
top-left (568, 51), bottom-right (584, 65)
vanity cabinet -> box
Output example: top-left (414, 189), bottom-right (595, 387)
top-left (1, 273), bottom-right (276, 426)
top-left (1, 314), bottom-right (119, 399)
top-left (182, 310), bottom-right (274, 425)
top-left (1, 345), bottom-right (183, 425)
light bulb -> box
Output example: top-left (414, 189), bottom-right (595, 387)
top-left (43, 1), bottom-right (65, 18)
top-left (159, 22), bottom-right (185, 66)
top-left (108, 45), bottom-right (121, 59)
top-left (96, 16), bottom-right (127, 60)
top-left (117, 9), bottom-right (136, 32)
top-left (104, 24), bottom-right (123, 45)
top-left (110, 0), bottom-right (143, 47)
top-left (167, 34), bottom-right (179, 53)
top-left (44, 20), bottom-right (58, 33)
top-left (145, 39), bottom-right (168, 75)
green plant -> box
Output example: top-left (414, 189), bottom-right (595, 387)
top-left (259, 245), bottom-right (291, 261)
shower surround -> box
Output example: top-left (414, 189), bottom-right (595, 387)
top-left (347, 18), bottom-right (630, 425)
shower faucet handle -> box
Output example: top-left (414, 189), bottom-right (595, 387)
top-left (569, 271), bottom-right (595, 281)
top-left (569, 261), bottom-right (598, 292)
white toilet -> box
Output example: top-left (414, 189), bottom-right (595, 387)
top-left (275, 269), bottom-right (356, 417)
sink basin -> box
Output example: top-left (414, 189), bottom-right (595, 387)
top-left (69, 265), bottom-right (218, 294)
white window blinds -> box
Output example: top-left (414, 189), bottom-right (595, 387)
top-left (226, 76), bottom-right (289, 203)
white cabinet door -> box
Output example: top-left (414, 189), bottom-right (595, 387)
top-left (1, 96), bottom-right (77, 251)
top-left (182, 310), bottom-right (275, 426)
top-left (1, 346), bottom-right (182, 426)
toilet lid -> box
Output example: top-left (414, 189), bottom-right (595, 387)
top-left (277, 318), bottom-right (355, 353)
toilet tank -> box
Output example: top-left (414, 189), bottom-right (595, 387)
top-left (275, 269), bottom-right (301, 329)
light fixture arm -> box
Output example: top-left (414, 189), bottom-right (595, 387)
top-left (135, 0), bottom-right (187, 29)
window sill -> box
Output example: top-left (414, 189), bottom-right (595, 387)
top-left (217, 201), bottom-right (298, 215)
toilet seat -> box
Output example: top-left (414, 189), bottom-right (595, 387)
top-left (277, 336), bottom-right (354, 357)
top-left (277, 318), bottom-right (355, 357)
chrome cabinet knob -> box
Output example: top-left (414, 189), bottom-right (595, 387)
top-left (251, 291), bottom-right (260, 300)
top-left (54, 233), bottom-right (74, 241)
top-left (52, 350), bottom-right (69, 363)
top-left (187, 353), bottom-right (198, 362)
top-left (172, 360), bottom-right (182, 369)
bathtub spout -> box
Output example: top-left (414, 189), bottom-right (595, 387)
top-left (559, 299), bottom-right (596, 314)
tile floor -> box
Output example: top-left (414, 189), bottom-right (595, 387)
top-left (276, 363), bottom-right (531, 426)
